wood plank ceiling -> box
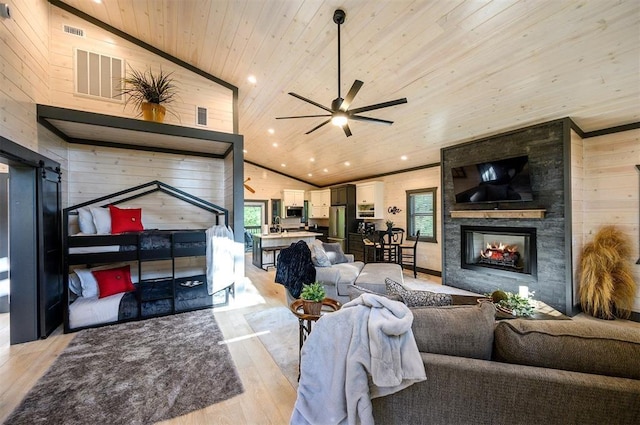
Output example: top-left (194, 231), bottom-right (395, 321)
top-left (58, 0), bottom-right (640, 187)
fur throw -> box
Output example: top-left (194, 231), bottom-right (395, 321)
top-left (275, 240), bottom-right (316, 298)
top-left (579, 226), bottom-right (636, 319)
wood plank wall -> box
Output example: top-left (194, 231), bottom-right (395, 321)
top-left (48, 6), bottom-right (234, 134)
top-left (67, 144), bottom-right (226, 230)
top-left (244, 163), bottom-right (316, 222)
top-left (355, 167), bottom-right (442, 274)
top-left (582, 128), bottom-right (640, 313)
top-left (1, 0), bottom-right (50, 149)
top-left (570, 130), bottom-right (584, 311)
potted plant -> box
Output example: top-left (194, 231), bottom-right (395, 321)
top-left (385, 219), bottom-right (394, 232)
top-left (300, 282), bottom-right (326, 315)
top-left (119, 66), bottom-right (177, 123)
top-left (487, 290), bottom-right (535, 317)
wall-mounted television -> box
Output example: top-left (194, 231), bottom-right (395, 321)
top-left (452, 155), bottom-right (533, 204)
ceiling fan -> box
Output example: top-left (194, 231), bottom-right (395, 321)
top-left (244, 178), bottom-right (255, 193)
top-left (276, 9), bottom-right (407, 137)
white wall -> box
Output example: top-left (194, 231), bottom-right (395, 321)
top-left (582, 128), bottom-right (640, 313)
top-left (244, 162), bottom-right (316, 222)
top-left (352, 166), bottom-right (442, 274)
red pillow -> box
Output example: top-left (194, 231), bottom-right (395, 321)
top-left (92, 265), bottom-right (136, 298)
top-left (109, 205), bottom-right (143, 233)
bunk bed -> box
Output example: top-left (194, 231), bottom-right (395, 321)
top-left (63, 180), bottom-right (235, 332)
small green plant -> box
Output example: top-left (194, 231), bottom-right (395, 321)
top-left (487, 290), bottom-right (535, 317)
top-left (300, 282), bottom-right (326, 302)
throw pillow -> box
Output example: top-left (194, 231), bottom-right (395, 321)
top-left (78, 207), bottom-right (97, 234)
top-left (385, 278), bottom-right (453, 307)
top-left (411, 302), bottom-right (496, 360)
top-left (494, 319), bottom-right (640, 380)
top-left (68, 272), bottom-right (83, 296)
top-left (90, 207), bottom-right (112, 234)
top-left (322, 242), bottom-right (349, 264)
top-left (74, 268), bottom-right (100, 298)
top-left (109, 205), bottom-right (144, 233)
top-left (92, 265), bottom-right (136, 298)
top-left (310, 242), bottom-right (332, 267)
top-left (348, 284), bottom-right (403, 302)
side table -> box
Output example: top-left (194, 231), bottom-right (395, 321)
top-left (289, 298), bottom-right (341, 378)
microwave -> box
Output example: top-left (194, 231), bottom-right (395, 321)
top-left (285, 206), bottom-right (303, 217)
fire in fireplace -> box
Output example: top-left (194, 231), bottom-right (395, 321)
top-left (461, 226), bottom-right (536, 279)
top-left (479, 242), bottom-right (522, 270)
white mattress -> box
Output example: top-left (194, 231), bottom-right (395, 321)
top-left (68, 292), bottom-right (125, 329)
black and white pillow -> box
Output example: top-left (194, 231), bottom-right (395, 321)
top-left (385, 278), bottom-right (453, 308)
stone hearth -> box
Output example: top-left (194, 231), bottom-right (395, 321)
top-left (441, 120), bottom-right (573, 314)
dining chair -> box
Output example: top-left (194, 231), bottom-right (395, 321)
top-left (361, 230), bottom-right (378, 263)
top-left (399, 230), bottom-right (420, 277)
top-left (379, 229), bottom-right (403, 263)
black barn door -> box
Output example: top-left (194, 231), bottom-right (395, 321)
top-left (38, 166), bottom-right (62, 337)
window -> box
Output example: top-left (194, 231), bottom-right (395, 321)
top-left (406, 188), bottom-right (437, 243)
top-left (244, 201), bottom-right (268, 235)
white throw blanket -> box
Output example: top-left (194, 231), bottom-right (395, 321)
top-left (291, 293), bottom-right (427, 425)
top-left (205, 225), bottom-right (235, 295)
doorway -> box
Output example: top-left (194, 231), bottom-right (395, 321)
top-left (244, 200), bottom-right (268, 250)
top-left (0, 165), bottom-right (8, 346)
top-left (0, 134), bottom-right (63, 344)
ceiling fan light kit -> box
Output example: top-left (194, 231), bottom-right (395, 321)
top-left (276, 9), bottom-right (407, 137)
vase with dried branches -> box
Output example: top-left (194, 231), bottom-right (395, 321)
top-left (119, 66), bottom-right (177, 123)
top-left (578, 225), bottom-right (636, 319)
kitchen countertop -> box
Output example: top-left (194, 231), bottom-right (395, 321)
top-left (253, 231), bottom-right (322, 239)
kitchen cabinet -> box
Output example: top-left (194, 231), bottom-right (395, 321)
top-left (331, 184), bottom-right (355, 206)
top-left (356, 181), bottom-right (384, 219)
top-left (283, 189), bottom-right (305, 207)
top-left (309, 189), bottom-right (330, 218)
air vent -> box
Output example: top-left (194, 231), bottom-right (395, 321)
top-left (196, 106), bottom-right (208, 126)
top-left (63, 24), bottom-right (85, 37)
top-left (75, 49), bottom-right (124, 101)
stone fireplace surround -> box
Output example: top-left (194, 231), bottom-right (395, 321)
top-left (442, 119), bottom-right (574, 314)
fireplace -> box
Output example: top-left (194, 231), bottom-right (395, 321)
top-left (461, 226), bottom-right (537, 279)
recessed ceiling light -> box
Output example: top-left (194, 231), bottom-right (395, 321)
top-left (308, 173), bottom-right (313, 177)
top-left (344, 161), bottom-right (350, 166)
top-left (310, 157), bottom-right (315, 162)
top-left (401, 155), bottom-right (408, 160)
top-left (243, 149), bottom-right (247, 154)
top-left (272, 142), bottom-right (278, 147)
top-left (248, 75), bottom-right (257, 84)
top-left (268, 128), bottom-right (274, 134)
top-left (281, 163), bottom-right (286, 167)
top-left (323, 168), bottom-right (329, 173)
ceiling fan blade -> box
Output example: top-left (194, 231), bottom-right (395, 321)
top-left (276, 114), bottom-right (331, 120)
top-left (289, 92), bottom-right (333, 113)
top-left (349, 115), bottom-right (394, 125)
top-left (305, 119), bottom-right (331, 134)
top-left (348, 98), bottom-right (408, 114)
top-left (342, 122), bottom-right (353, 137)
top-left (244, 184), bottom-right (256, 194)
top-left (339, 80), bottom-right (364, 111)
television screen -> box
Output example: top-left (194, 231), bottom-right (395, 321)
top-left (452, 155), bottom-right (533, 204)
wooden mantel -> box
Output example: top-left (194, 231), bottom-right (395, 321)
top-left (450, 209), bottom-right (546, 219)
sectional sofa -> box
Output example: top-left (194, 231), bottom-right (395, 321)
top-left (371, 302), bottom-right (640, 425)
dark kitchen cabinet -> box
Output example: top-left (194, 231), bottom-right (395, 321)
top-left (331, 184), bottom-right (355, 206)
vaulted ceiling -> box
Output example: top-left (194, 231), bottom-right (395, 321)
top-left (58, 0), bottom-right (640, 187)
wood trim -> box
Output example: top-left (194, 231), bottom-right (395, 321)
top-left (450, 209), bottom-right (546, 219)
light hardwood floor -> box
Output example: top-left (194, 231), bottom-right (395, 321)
top-left (0, 256), bottom-right (300, 424)
top-left (1, 260), bottom-right (636, 424)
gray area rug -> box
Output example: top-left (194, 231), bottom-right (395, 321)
top-left (5, 309), bottom-right (244, 425)
top-left (244, 307), bottom-right (299, 388)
